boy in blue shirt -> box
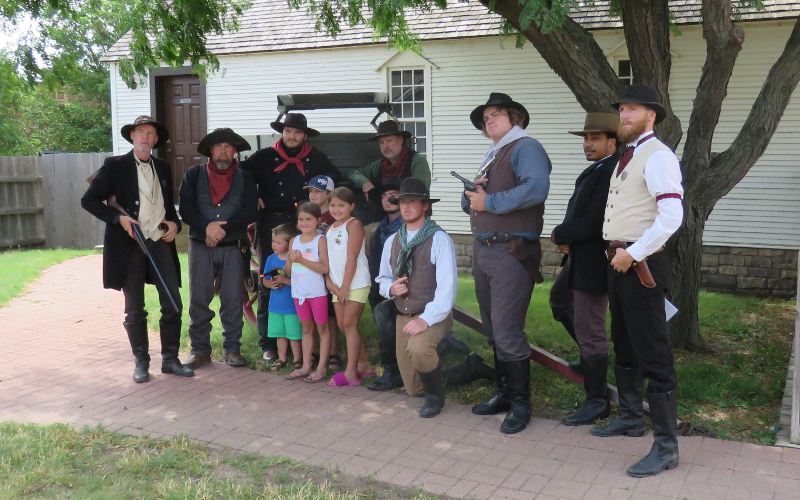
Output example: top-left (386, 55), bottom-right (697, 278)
top-left (263, 223), bottom-right (302, 369)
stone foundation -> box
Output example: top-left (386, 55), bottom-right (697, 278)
top-left (451, 234), bottom-right (798, 298)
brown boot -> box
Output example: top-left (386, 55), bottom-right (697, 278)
top-left (225, 351), bottom-right (247, 367)
top-left (184, 352), bottom-right (211, 369)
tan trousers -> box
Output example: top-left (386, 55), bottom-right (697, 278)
top-left (395, 313), bottom-right (452, 396)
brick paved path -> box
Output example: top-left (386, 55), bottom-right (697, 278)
top-left (2, 255), bottom-right (799, 499)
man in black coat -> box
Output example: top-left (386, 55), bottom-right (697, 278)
top-left (239, 113), bottom-right (342, 363)
top-left (179, 128), bottom-right (258, 370)
top-left (549, 112), bottom-right (620, 425)
top-left (81, 115), bottom-right (194, 383)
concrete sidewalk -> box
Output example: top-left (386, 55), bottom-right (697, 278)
top-left (1, 254), bottom-right (799, 499)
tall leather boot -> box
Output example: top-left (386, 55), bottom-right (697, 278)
top-left (124, 321), bottom-right (150, 383)
top-left (627, 390), bottom-right (679, 477)
top-left (159, 320), bottom-right (195, 377)
top-left (442, 353), bottom-right (495, 386)
top-left (500, 358), bottom-right (532, 434)
top-left (591, 365), bottom-right (645, 437)
top-left (562, 355), bottom-right (610, 426)
top-left (472, 349), bottom-right (510, 415)
top-left (418, 367), bottom-right (445, 418)
top-left (367, 300), bottom-right (403, 391)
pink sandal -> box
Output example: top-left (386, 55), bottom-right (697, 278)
top-left (327, 371), bottom-right (361, 387)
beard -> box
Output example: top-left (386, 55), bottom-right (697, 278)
top-left (617, 117), bottom-right (649, 144)
top-left (214, 159), bottom-right (230, 170)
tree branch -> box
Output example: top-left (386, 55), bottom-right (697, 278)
top-left (708, 15), bottom-right (800, 198)
top-left (483, 0), bottom-right (621, 113)
top-left (682, 0), bottom-right (744, 191)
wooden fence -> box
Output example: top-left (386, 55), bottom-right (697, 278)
top-left (0, 156), bottom-right (44, 248)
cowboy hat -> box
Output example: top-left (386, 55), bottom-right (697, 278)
top-left (197, 128), bottom-right (251, 157)
top-left (389, 177), bottom-right (439, 204)
top-left (568, 112), bottom-right (620, 136)
top-left (368, 120), bottom-right (412, 141)
top-left (121, 115), bottom-right (169, 148)
top-left (612, 84), bottom-right (667, 124)
top-left (470, 92), bottom-right (530, 131)
top-left (270, 113), bottom-right (320, 137)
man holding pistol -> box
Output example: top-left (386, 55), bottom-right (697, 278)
top-left (592, 84), bottom-right (684, 478)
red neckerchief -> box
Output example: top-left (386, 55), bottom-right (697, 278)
top-left (207, 158), bottom-right (238, 205)
top-left (616, 132), bottom-right (656, 177)
top-left (273, 139), bottom-right (312, 176)
top-left (380, 147), bottom-right (409, 181)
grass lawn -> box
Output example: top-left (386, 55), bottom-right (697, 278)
top-left (0, 249), bottom-right (96, 307)
top-left (0, 422), bottom-right (436, 499)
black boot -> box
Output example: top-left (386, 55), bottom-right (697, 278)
top-left (591, 365), bottom-right (645, 437)
top-left (419, 367), bottom-right (445, 418)
top-left (160, 320), bottom-right (194, 377)
top-left (627, 390), bottom-right (679, 477)
top-left (366, 364), bottom-right (403, 391)
top-left (442, 353), bottom-right (495, 386)
top-left (562, 355), bottom-right (610, 426)
top-left (500, 358), bottom-right (532, 434)
top-left (436, 332), bottom-right (470, 356)
top-left (124, 321), bottom-right (150, 383)
top-left (472, 349), bottom-right (510, 415)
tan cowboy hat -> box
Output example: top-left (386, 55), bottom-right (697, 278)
top-left (121, 115), bottom-right (169, 148)
top-left (568, 112), bottom-right (620, 136)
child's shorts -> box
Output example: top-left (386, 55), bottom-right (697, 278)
top-left (267, 312), bottom-right (302, 341)
top-left (293, 296), bottom-right (329, 324)
top-left (331, 286), bottom-right (370, 304)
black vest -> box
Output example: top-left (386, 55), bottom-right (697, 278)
top-left (190, 167), bottom-right (246, 243)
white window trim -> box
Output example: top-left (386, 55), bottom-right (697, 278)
top-left (385, 64), bottom-right (433, 168)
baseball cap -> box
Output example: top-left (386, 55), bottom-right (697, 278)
top-left (303, 175), bottom-right (334, 192)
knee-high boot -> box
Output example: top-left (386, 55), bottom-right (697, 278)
top-left (124, 320), bottom-right (150, 383)
top-left (500, 358), bottom-right (532, 434)
top-left (562, 355), bottom-right (610, 426)
top-left (159, 318), bottom-right (194, 377)
top-left (472, 349), bottom-right (510, 415)
top-left (591, 365), bottom-right (645, 437)
top-left (366, 300), bottom-right (403, 391)
top-left (627, 390), bottom-right (679, 477)
top-left (418, 366), bottom-right (445, 418)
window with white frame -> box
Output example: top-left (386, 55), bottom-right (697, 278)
top-left (389, 68), bottom-right (427, 156)
top-left (617, 59), bottom-right (632, 86)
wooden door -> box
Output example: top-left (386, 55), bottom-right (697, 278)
top-left (158, 75), bottom-right (206, 199)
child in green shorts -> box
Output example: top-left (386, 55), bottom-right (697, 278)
top-left (263, 224), bottom-right (302, 370)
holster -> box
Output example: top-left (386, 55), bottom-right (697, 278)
top-left (508, 238), bottom-right (544, 284)
top-left (607, 240), bottom-right (656, 288)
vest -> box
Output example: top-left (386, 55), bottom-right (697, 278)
top-left (191, 167), bottom-right (246, 243)
top-left (389, 232), bottom-right (436, 316)
top-left (470, 138), bottom-right (545, 235)
top-left (602, 139), bottom-right (671, 242)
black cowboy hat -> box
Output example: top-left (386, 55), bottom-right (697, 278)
top-left (612, 84), bottom-right (667, 124)
top-left (379, 176), bottom-right (402, 194)
top-left (390, 177), bottom-right (439, 204)
top-left (197, 128), bottom-right (251, 157)
top-left (270, 113), bottom-right (320, 137)
top-left (121, 115), bottom-right (169, 148)
top-left (368, 120), bottom-right (412, 141)
top-left (568, 112), bottom-right (620, 136)
top-left (470, 92), bottom-right (530, 131)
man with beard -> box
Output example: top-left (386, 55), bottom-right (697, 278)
top-left (462, 93), bottom-right (551, 434)
top-left (549, 112), bottom-right (619, 426)
top-left (179, 128), bottom-right (258, 369)
top-left (376, 177), bottom-right (456, 418)
top-left (592, 84), bottom-right (684, 478)
top-left (240, 113), bottom-right (341, 363)
top-left (81, 115), bottom-right (194, 382)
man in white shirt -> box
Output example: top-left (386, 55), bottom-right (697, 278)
top-left (592, 85), bottom-right (684, 478)
top-left (376, 177), bottom-right (457, 418)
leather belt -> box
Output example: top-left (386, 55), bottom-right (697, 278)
top-left (476, 233), bottom-right (519, 246)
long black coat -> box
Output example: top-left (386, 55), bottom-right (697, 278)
top-left (81, 150), bottom-right (182, 290)
top-left (551, 153), bottom-right (619, 293)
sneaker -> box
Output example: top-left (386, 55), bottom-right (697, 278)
top-left (262, 350), bottom-right (277, 363)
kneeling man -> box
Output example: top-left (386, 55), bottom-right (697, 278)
top-left (376, 177), bottom-right (456, 418)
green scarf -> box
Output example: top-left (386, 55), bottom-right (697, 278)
top-left (394, 218), bottom-right (441, 278)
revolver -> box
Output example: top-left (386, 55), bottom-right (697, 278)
top-left (450, 170), bottom-right (477, 192)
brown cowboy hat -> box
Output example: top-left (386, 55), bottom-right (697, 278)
top-left (568, 112), bottom-right (620, 136)
top-left (197, 128), bottom-right (251, 157)
top-left (389, 177), bottom-right (439, 204)
top-left (470, 92), bottom-right (530, 131)
top-left (368, 120), bottom-right (412, 141)
top-left (612, 84), bottom-right (667, 124)
top-left (270, 113), bottom-right (319, 137)
top-left (121, 115), bottom-right (169, 148)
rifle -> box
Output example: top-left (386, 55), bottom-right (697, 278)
top-left (450, 170), bottom-right (477, 192)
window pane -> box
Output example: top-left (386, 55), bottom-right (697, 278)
top-left (417, 122), bottom-right (426, 137)
top-left (414, 103), bottom-right (424, 117)
top-left (618, 60), bottom-right (631, 77)
top-left (391, 87), bottom-right (401, 101)
top-left (392, 103), bottom-right (402, 116)
top-left (416, 138), bottom-right (426, 153)
top-left (414, 86), bottom-right (424, 101)
top-left (403, 103), bottom-right (413, 117)
top-left (414, 69), bottom-right (424, 85)
top-left (402, 70), bottom-right (412, 85)
top-left (401, 86), bottom-right (414, 102)
top-left (391, 71), bottom-right (401, 86)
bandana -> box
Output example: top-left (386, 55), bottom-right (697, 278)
top-left (273, 139), bottom-right (312, 176)
top-left (206, 158), bottom-right (238, 206)
top-left (380, 147), bottom-right (409, 182)
top-left (394, 218), bottom-right (441, 278)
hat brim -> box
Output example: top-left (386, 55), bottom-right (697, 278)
top-left (367, 130), bottom-right (412, 142)
top-left (197, 130), bottom-right (252, 157)
top-left (393, 194), bottom-right (439, 203)
top-left (611, 100), bottom-right (667, 124)
top-left (567, 129), bottom-right (618, 136)
top-left (121, 121), bottom-right (170, 149)
top-left (270, 121), bottom-right (320, 138)
top-left (470, 101), bottom-right (530, 130)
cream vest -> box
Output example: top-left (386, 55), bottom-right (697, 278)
top-left (602, 139), bottom-right (672, 242)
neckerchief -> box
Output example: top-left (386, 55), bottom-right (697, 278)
top-left (273, 139), bottom-right (312, 176)
top-left (381, 147), bottom-right (409, 181)
top-left (394, 217), bottom-right (441, 278)
top-left (206, 158), bottom-right (238, 205)
top-left (477, 125), bottom-right (527, 177)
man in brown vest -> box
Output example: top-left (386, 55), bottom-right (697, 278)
top-left (376, 177), bottom-right (457, 418)
top-left (461, 93), bottom-right (551, 434)
top-left (592, 84), bottom-right (684, 478)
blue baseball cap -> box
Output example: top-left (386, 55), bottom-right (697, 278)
top-left (303, 175), bottom-right (334, 192)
